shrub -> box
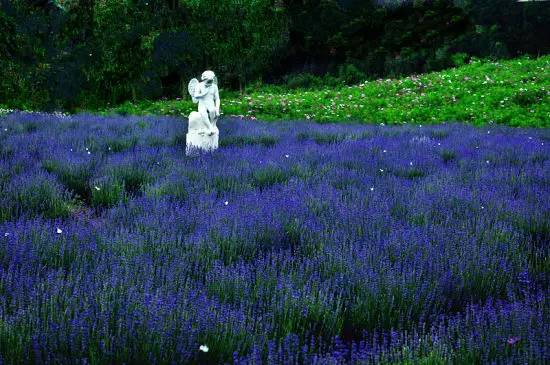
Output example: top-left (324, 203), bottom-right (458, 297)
top-left (451, 52), bottom-right (469, 67)
top-left (284, 73), bottom-right (323, 89)
top-left (337, 63), bottom-right (367, 85)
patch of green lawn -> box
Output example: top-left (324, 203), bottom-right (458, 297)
top-left (101, 55), bottom-right (549, 127)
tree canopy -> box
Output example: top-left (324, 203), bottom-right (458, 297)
top-left (1, 0), bottom-right (548, 110)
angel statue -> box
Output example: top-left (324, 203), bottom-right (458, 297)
top-left (186, 70), bottom-right (220, 154)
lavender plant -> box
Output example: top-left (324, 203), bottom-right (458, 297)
top-left (0, 111), bottom-right (548, 364)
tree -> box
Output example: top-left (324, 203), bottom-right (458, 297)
top-left (185, 0), bottom-right (289, 92)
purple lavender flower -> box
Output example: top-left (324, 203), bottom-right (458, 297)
top-left (0, 111), bottom-right (548, 364)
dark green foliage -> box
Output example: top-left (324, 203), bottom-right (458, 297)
top-left (209, 175), bottom-right (243, 196)
top-left (146, 135), bottom-right (167, 147)
top-left (313, 133), bottom-right (346, 145)
top-left (1, 0), bottom-right (548, 110)
top-left (530, 153), bottom-right (548, 166)
top-left (19, 121), bottom-right (39, 133)
top-left (1, 179), bottom-right (74, 222)
top-left (337, 63), bottom-right (367, 85)
top-left (220, 135), bottom-right (278, 148)
top-left (251, 166), bottom-right (291, 190)
top-left (331, 175), bottom-right (362, 191)
top-left (430, 130), bottom-right (450, 139)
top-left (394, 168), bottom-right (426, 180)
top-left (90, 178), bottom-right (126, 208)
top-left (105, 137), bottom-right (138, 153)
top-left (146, 181), bottom-right (189, 201)
top-left (0, 145), bottom-right (14, 161)
top-left (111, 165), bottom-right (152, 195)
top-left (513, 215), bottom-right (550, 280)
top-left (512, 89), bottom-right (546, 107)
top-left (211, 233), bottom-right (257, 266)
top-left (171, 132), bottom-right (187, 147)
top-left (197, 329), bottom-right (253, 365)
top-left (187, 0), bottom-right (288, 91)
top-left (441, 150), bottom-right (457, 164)
top-left (43, 160), bottom-right (93, 203)
top-left (296, 132), bottom-right (310, 141)
top-left (407, 168), bottom-right (426, 179)
top-left (284, 73), bottom-right (342, 89)
top-left (390, 201), bottom-right (409, 221)
top-left (39, 237), bottom-right (79, 272)
top-left (409, 213), bottom-right (427, 227)
top-left (257, 136), bottom-right (279, 148)
top-left (283, 220), bottom-right (303, 251)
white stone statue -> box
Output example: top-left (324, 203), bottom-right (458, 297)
top-left (186, 70), bottom-right (220, 154)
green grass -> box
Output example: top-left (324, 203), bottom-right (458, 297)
top-left (90, 178), bottom-right (127, 208)
top-left (251, 166), bottom-right (291, 190)
top-left (101, 55), bottom-right (549, 127)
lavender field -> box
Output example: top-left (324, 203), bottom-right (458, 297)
top-left (0, 112), bottom-right (548, 364)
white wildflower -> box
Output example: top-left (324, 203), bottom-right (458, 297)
top-left (56, 228), bottom-right (63, 234)
top-left (199, 345), bottom-right (209, 353)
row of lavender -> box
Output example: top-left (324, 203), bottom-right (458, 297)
top-left (0, 112), bottom-right (548, 363)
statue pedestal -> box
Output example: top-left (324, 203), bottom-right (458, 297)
top-left (186, 131), bottom-right (219, 155)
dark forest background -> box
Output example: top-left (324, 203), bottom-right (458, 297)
top-left (1, 0), bottom-right (549, 111)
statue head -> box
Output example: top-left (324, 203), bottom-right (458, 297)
top-left (201, 70), bottom-right (215, 85)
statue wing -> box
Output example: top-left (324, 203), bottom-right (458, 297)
top-left (188, 78), bottom-right (199, 103)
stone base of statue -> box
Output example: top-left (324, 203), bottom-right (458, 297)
top-left (186, 111), bottom-right (219, 155)
top-left (186, 131), bottom-right (219, 155)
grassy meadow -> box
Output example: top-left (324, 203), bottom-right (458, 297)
top-left (105, 56), bottom-right (549, 128)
